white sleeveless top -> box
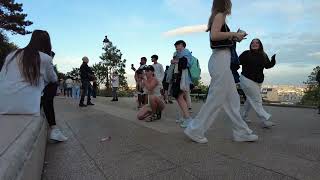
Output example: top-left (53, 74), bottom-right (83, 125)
top-left (0, 50), bottom-right (58, 116)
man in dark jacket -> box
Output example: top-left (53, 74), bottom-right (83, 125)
top-left (316, 70), bottom-right (320, 114)
top-left (79, 56), bottom-right (95, 107)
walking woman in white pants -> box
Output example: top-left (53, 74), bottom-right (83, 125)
top-left (184, 0), bottom-right (258, 144)
top-left (239, 39), bottom-right (276, 128)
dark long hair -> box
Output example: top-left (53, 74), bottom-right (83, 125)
top-left (6, 30), bottom-right (52, 86)
top-left (250, 38), bottom-right (265, 54)
top-left (207, 0), bottom-right (232, 32)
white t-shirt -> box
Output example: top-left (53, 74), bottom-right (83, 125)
top-left (152, 63), bottom-right (164, 84)
top-left (0, 50), bottom-right (58, 116)
top-left (111, 75), bottom-right (119, 88)
top-left (65, 78), bottom-right (73, 88)
top-left (152, 63), bottom-right (164, 90)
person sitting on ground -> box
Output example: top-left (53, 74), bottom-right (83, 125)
top-left (137, 65), bottom-right (165, 122)
top-left (0, 30), bottom-right (67, 141)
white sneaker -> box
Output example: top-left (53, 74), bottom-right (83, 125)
top-left (233, 133), bottom-right (258, 142)
top-left (241, 115), bottom-right (251, 123)
top-left (50, 128), bottom-right (68, 142)
top-left (176, 117), bottom-right (183, 124)
top-left (184, 128), bottom-right (208, 144)
top-left (261, 121), bottom-right (276, 129)
top-left (180, 119), bottom-right (192, 128)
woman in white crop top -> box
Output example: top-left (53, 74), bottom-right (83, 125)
top-left (137, 65), bottom-right (165, 122)
top-left (0, 30), bottom-right (58, 116)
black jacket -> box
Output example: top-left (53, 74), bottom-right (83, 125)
top-left (239, 50), bottom-right (276, 83)
top-left (80, 63), bottom-right (94, 81)
top-left (316, 70), bottom-right (320, 84)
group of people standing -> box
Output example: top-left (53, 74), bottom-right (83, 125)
top-left (58, 77), bottom-right (81, 98)
top-left (133, 0), bottom-right (280, 144)
top-left (0, 0), bottom-right (318, 148)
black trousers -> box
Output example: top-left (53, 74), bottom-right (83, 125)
top-left (41, 83), bottom-right (58, 126)
top-left (80, 80), bottom-right (92, 104)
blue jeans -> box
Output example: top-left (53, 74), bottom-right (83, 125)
top-left (73, 86), bottom-right (80, 99)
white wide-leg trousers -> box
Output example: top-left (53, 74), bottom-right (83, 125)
top-left (240, 75), bottom-right (271, 122)
top-left (188, 49), bottom-right (253, 138)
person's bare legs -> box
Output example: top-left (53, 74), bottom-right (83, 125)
top-left (177, 92), bottom-right (190, 118)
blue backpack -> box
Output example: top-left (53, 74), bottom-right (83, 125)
top-left (189, 56), bottom-right (201, 82)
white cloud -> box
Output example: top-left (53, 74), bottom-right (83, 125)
top-left (54, 55), bottom-right (84, 73)
top-left (308, 52), bottom-right (320, 59)
top-left (163, 24), bottom-right (206, 37)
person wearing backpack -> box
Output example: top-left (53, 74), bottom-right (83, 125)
top-left (171, 40), bottom-right (194, 128)
top-left (187, 55), bottom-right (202, 113)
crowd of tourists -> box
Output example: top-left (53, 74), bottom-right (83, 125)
top-left (1, 0), bottom-right (320, 147)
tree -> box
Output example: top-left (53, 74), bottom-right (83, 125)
top-left (66, 68), bottom-right (80, 79)
top-left (92, 62), bottom-right (108, 87)
top-left (0, 0), bottom-right (33, 35)
top-left (99, 36), bottom-right (128, 90)
top-left (301, 66), bottom-right (320, 106)
top-left (0, 1), bottom-right (32, 69)
top-left (0, 33), bottom-right (17, 70)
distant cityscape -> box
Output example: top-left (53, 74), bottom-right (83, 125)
top-left (261, 85), bottom-right (306, 105)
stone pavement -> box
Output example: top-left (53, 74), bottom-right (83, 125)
top-left (42, 97), bottom-right (320, 180)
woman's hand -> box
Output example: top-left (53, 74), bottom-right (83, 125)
top-left (234, 32), bottom-right (247, 42)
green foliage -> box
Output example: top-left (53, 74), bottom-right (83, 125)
top-left (92, 62), bottom-right (108, 86)
top-left (191, 80), bottom-right (209, 94)
top-left (97, 88), bottom-right (135, 97)
top-left (98, 36), bottom-right (128, 89)
top-left (0, 33), bottom-right (17, 70)
top-left (0, 0), bottom-right (33, 35)
top-left (66, 68), bottom-right (80, 79)
top-left (301, 66), bottom-right (320, 106)
top-left (0, 1), bottom-right (31, 70)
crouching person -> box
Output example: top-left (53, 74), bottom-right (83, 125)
top-left (137, 66), bottom-right (165, 122)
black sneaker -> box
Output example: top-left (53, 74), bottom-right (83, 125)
top-left (79, 103), bottom-right (87, 107)
top-left (87, 102), bottom-right (95, 106)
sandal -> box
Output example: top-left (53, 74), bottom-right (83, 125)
top-left (156, 110), bottom-right (162, 120)
top-left (146, 114), bottom-right (157, 122)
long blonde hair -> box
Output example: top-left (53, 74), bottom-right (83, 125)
top-left (206, 0), bottom-right (232, 32)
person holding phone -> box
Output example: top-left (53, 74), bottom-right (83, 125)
top-left (184, 0), bottom-right (258, 144)
top-left (239, 39), bottom-right (276, 128)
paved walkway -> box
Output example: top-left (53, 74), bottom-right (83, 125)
top-left (42, 97), bottom-right (320, 180)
